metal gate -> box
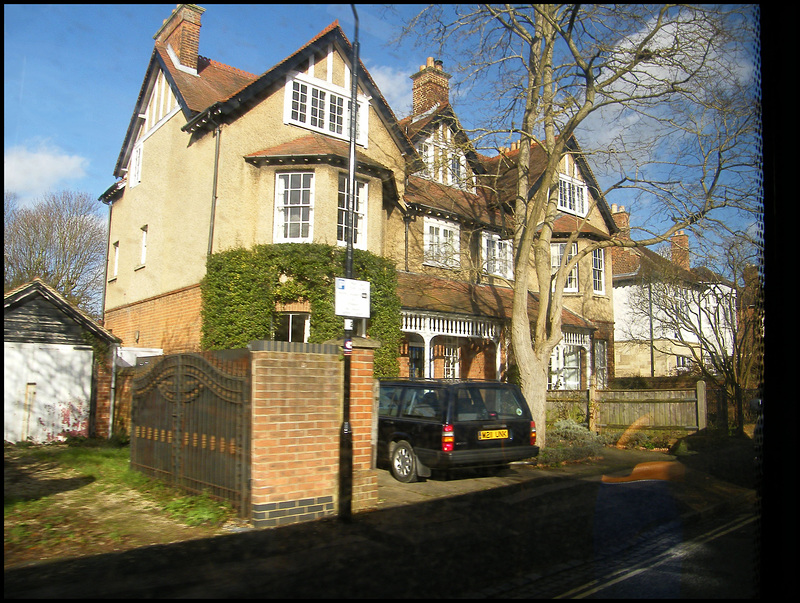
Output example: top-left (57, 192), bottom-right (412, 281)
top-left (131, 351), bottom-right (251, 516)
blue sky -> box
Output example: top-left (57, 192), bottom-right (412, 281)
top-left (4, 4), bottom-right (427, 208)
top-left (4, 4), bottom-right (760, 262)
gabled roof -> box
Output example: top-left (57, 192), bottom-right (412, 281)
top-left (4, 279), bottom-right (120, 344)
top-left (113, 19), bottom-right (418, 183)
top-left (479, 137), bottom-right (619, 236)
top-left (398, 102), bottom-right (485, 175)
top-left (397, 271), bottom-right (596, 331)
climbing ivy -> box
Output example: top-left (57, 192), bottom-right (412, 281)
top-left (201, 243), bottom-right (401, 378)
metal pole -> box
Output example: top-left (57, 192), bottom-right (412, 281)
top-left (339, 4), bottom-right (359, 522)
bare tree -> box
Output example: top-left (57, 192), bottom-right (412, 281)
top-left (396, 5), bottom-right (760, 446)
top-left (620, 234), bottom-right (763, 433)
top-left (4, 190), bottom-right (107, 316)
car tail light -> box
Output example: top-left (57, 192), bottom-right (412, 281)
top-left (442, 424), bottom-right (454, 452)
top-left (530, 421), bottom-right (537, 446)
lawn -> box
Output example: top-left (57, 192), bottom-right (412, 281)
top-left (4, 439), bottom-right (237, 568)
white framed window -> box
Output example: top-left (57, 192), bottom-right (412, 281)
top-left (111, 241), bottom-right (119, 280)
top-left (594, 340), bottom-right (608, 389)
top-left (129, 142), bottom-right (143, 188)
top-left (337, 174), bottom-right (367, 249)
top-left (551, 242), bottom-right (578, 292)
top-left (137, 225), bottom-right (148, 268)
top-left (592, 248), bottom-right (605, 294)
top-left (482, 232), bottom-right (514, 279)
top-left (675, 355), bottom-right (693, 372)
top-left (424, 216), bottom-right (460, 269)
top-left (549, 345), bottom-right (582, 390)
top-left (416, 142), bottom-right (431, 178)
top-left (274, 172), bottom-right (314, 243)
top-left (558, 175), bottom-right (587, 217)
top-left (442, 338), bottom-right (460, 379)
top-left (284, 74), bottom-right (368, 146)
top-left (275, 312), bottom-right (310, 343)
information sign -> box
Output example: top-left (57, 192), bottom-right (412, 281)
top-left (335, 278), bottom-right (371, 318)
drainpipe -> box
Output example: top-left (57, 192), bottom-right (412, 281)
top-left (403, 213), bottom-right (412, 271)
top-left (207, 114), bottom-right (222, 256)
top-left (108, 344), bottom-right (119, 438)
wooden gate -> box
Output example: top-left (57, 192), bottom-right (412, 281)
top-left (130, 351), bottom-right (250, 516)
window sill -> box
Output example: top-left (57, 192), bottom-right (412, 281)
top-left (107, 276), bottom-right (117, 284)
top-left (134, 264), bottom-right (146, 271)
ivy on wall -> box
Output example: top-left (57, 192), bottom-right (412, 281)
top-left (200, 243), bottom-right (402, 378)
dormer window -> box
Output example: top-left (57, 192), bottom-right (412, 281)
top-left (558, 175), bottom-right (587, 217)
top-left (284, 73), bottom-right (368, 146)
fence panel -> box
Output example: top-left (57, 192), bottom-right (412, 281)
top-left (131, 351), bottom-right (251, 516)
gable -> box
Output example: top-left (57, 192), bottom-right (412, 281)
top-left (3, 280), bottom-right (119, 345)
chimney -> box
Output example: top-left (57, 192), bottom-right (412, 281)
top-left (154, 4), bottom-right (205, 74)
top-left (410, 57), bottom-right (452, 116)
top-left (671, 230), bottom-right (690, 270)
top-left (611, 204), bottom-right (630, 240)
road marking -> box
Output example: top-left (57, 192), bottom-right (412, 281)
top-left (554, 514), bottom-right (757, 599)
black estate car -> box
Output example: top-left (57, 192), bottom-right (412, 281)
top-left (378, 380), bottom-right (540, 482)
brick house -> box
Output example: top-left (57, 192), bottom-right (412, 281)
top-left (100, 5), bottom-right (619, 390)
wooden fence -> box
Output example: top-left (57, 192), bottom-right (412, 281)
top-left (547, 381), bottom-right (707, 432)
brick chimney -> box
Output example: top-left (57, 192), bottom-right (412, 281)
top-left (154, 4), bottom-right (205, 74)
top-left (410, 57), bottom-right (451, 116)
top-left (611, 204), bottom-right (631, 240)
top-left (670, 230), bottom-right (690, 270)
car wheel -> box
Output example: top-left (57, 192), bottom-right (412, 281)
top-left (390, 440), bottom-right (418, 483)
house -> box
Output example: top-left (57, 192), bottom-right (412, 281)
top-left (4, 279), bottom-right (120, 443)
top-left (100, 5), bottom-right (415, 352)
top-left (100, 5), bottom-right (618, 391)
top-left (393, 58), bottom-right (619, 387)
top-left (611, 204), bottom-right (737, 377)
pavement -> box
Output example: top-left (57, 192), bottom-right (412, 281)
top-left (4, 442), bottom-right (759, 599)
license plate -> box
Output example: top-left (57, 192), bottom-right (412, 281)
top-left (478, 429), bottom-right (509, 440)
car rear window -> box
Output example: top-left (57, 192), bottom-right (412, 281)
top-left (453, 386), bottom-right (528, 421)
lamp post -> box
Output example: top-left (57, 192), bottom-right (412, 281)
top-left (339, 4), bottom-right (359, 522)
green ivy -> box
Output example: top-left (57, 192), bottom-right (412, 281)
top-left (200, 243), bottom-right (401, 378)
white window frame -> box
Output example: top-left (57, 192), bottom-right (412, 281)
top-left (284, 73), bottom-right (368, 147)
top-left (275, 312), bottom-right (311, 343)
top-left (551, 242), bottom-right (578, 292)
top-left (337, 174), bottom-right (367, 250)
top-left (558, 175), bottom-right (587, 217)
top-left (592, 248), bottom-right (605, 294)
top-left (482, 231), bottom-right (514, 279)
top-left (129, 142), bottom-right (143, 188)
top-left (111, 241), bottom-right (119, 280)
top-left (442, 337), bottom-right (460, 379)
top-left (549, 344), bottom-right (581, 390)
top-left (274, 172), bottom-right (315, 243)
top-left (424, 216), bottom-right (460, 269)
top-left (138, 225), bottom-right (148, 268)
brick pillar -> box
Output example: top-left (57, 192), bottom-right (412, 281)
top-left (347, 337), bottom-right (380, 511)
top-left (247, 339), bottom-right (379, 528)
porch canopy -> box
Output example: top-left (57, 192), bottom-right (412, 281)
top-left (396, 272), bottom-right (595, 379)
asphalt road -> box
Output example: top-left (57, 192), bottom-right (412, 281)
top-left (4, 446), bottom-right (759, 599)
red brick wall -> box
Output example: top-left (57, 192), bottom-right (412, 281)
top-left (249, 340), bottom-right (378, 527)
top-left (104, 285), bottom-right (203, 354)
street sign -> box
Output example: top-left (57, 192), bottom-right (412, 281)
top-left (335, 278), bottom-right (370, 318)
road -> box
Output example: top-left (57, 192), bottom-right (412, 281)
top-left (474, 509), bottom-right (759, 599)
top-left (5, 448), bottom-right (760, 599)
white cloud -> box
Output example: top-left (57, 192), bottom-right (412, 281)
top-left (365, 62), bottom-right (413, 118)
top-left (4, 142), bottom-right (89, 207)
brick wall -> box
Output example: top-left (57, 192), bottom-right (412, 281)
top-left (104, 284), bottom-right (203, 353)
top-left (248, 339), bottom-right (378, 528)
